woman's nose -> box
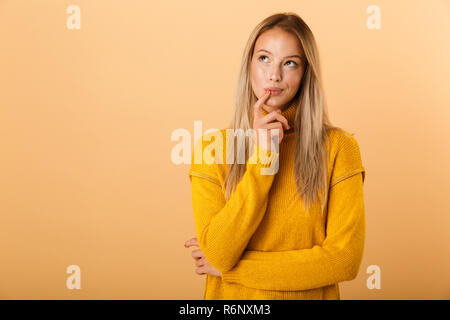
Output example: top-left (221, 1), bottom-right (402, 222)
top-left (269, 67), bottom-right (281, 82)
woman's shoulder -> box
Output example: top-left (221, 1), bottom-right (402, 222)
top-left (326, 127), bottom-right (362, 153)
top-left (326, 127), bottom-right (365, 186)
top-left (190, 128), bottom-right (235, 188)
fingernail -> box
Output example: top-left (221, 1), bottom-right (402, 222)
top-left (265, 89), bottom-right (270, 94)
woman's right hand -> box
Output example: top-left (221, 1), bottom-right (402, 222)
top-left (253, 89), bottom-right (290, 151)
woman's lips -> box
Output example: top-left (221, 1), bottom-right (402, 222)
top-left (269, 89), bottom-right (283, 96)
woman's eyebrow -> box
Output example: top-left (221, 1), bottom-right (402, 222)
top-left (256, 49), bottom-right (303, 59)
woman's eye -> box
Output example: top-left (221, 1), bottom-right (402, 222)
top-left (259, 55), bottom-right (297, 67)
top-left (285, 60), bottom-right (297, 67)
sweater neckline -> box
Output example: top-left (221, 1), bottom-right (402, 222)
top-left (261, 100), bottom-right (298, 130)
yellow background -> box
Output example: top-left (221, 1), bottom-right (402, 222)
top-left (1, 0), bottom-right (449, 299)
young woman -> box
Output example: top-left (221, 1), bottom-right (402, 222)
top-left (184, 12), bottom-right (366, 300)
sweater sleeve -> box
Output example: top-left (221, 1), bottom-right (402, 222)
top-left (221, 133), bottom-right (366, 291)
top-left (188, 133), bottom-right (280, 272)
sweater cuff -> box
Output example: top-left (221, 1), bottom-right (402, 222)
top-left (247, 143), bottom-right (280, 175)
top-left (221, 269), bottom-right (241, 284)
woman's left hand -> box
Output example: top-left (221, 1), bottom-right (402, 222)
top-left (184, 237), bottom-right (222, 277)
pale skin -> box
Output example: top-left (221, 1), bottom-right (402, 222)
top-left (185, 27), bottom-right (306, 277)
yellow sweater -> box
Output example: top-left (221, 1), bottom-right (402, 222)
top-left (188, 102), bottom-right (366, 300)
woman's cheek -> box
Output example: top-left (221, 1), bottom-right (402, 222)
top-left (255, 68), bottom-right (266, 86)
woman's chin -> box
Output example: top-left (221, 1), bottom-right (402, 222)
top-left (264, 100), bottom-right (286, 109)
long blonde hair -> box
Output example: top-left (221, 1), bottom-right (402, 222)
top-left (224, 12), bottom-right (345, 215)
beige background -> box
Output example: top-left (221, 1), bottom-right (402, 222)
top-left (0, 0), bottom-right (449, 299)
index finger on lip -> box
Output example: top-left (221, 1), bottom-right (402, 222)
top-left (254, 90), bottom-right (271, 120)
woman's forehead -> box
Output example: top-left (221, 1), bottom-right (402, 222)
top-left (255, 29), bottom-right (304, 56)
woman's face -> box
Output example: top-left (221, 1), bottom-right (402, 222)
top-left (250, 27), bottom-right (306, 112)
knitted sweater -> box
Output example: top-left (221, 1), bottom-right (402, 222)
top-left (188, 101), bottom-right (366, 300)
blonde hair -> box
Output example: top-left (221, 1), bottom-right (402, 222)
top-left (224, 12), bottom-right (345, 215)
